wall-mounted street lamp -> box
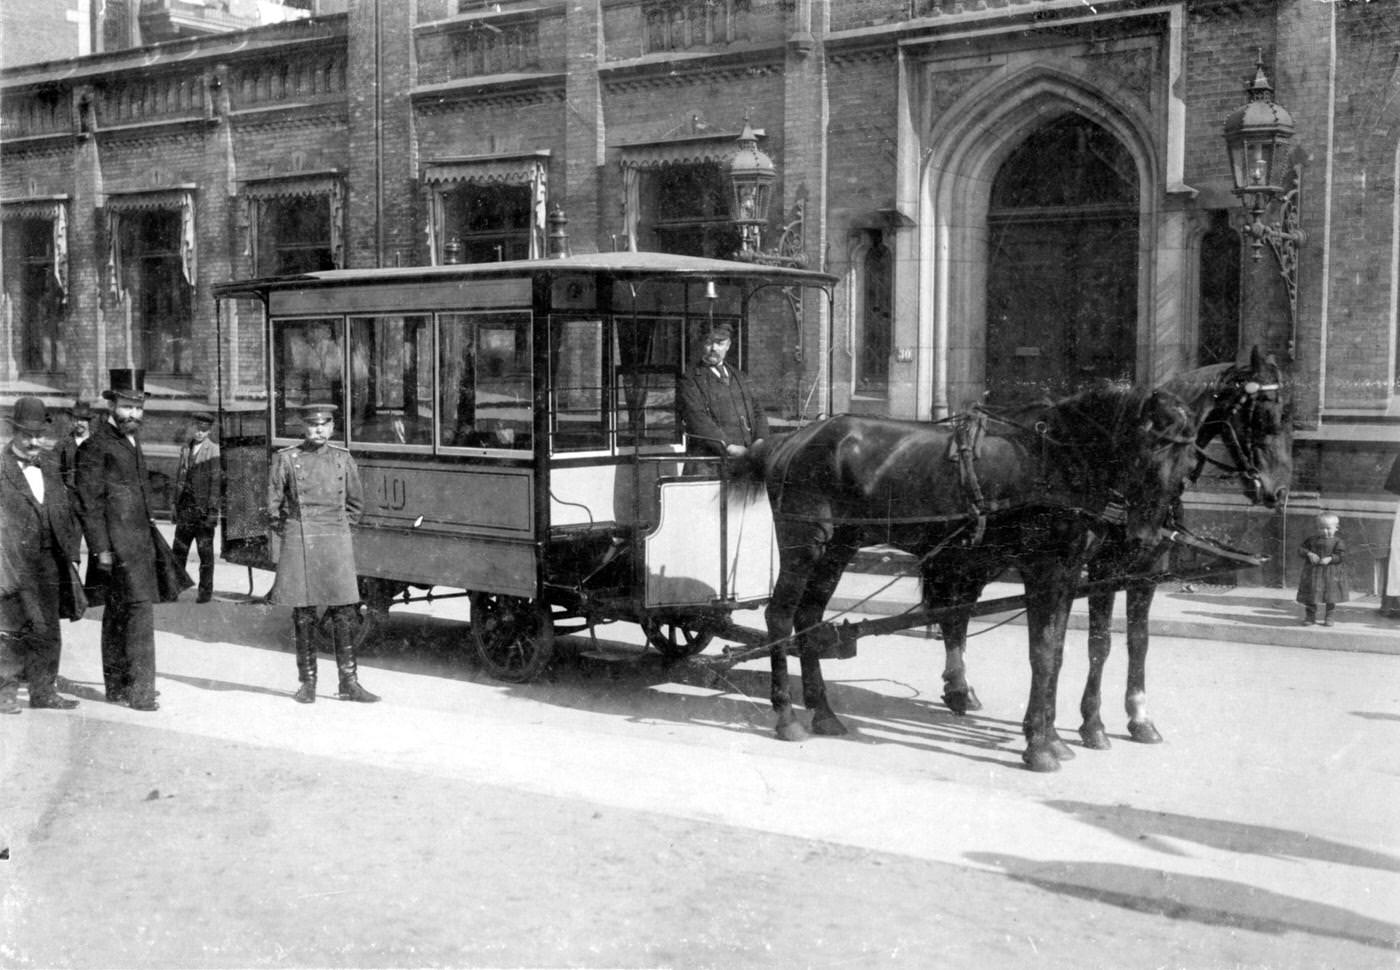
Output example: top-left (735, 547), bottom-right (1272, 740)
top-left (727, 120), bottom-right (806, 267)
top-left (1222, 53), bottom-right (1304, 263)
top-left (1223, 52), bottom-right (1305, 347)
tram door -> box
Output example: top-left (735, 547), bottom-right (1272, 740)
top-left (984, 116), bottom-right (1139, 406)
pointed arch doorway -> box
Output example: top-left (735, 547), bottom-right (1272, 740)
top-left (984, 115), bottom-right (1140, 405)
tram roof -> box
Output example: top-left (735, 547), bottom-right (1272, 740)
top-left (214, 251), bottom-right (836, 300)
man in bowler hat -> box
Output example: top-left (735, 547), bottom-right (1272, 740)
top-left (171, 411), bottom-right (221, 603)
top-left (74, 369), bottom-right (162, 710)
top-left (0, 397), bottom-right (84, 712)
top-left (57, 398), bottom-right (93, 495)
top-left (267, 403), bottom-right (379, 704)
top-left (677, 321), bottom-right (769, 466)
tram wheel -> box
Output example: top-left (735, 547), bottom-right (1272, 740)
top-left (470, 592), bottom-right (554, 682)
top-left (640, 617), bottom-right (714, 662)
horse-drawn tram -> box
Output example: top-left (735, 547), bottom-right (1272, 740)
top-left (214, 253), bottom-right (1290, 770)
top-left (212, 253), bottom-right (838, 681)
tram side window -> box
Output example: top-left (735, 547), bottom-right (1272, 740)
top-left (439, 312), bottom-right (533, 450)
top-left (272, 318), bottom-right (345, 437)
top-left (348, 315), bottom-right (433, 446)
top-left (616, 316), bottom-right (682, 448)
top-left (549, 318), bottom-right (607, 452)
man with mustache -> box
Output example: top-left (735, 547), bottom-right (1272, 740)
top-left (267, 402), bottom-right (378, 704)
top-left (677, 321), bottom-right (768, 470)
top-left (74, 369), bottom-right (162, 711)
top-left (57, 398), bottom-right (93, 496)
top-left (0, 397), bottom-right (83, 712)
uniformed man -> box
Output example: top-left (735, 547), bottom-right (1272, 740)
top-left (267, 403), bottom-right (378, 704)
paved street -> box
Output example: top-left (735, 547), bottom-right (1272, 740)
top-left (2, 545), bottom-right (1398, 969)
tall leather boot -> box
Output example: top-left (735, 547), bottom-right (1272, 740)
top-left (332, 606), bottom-right (379, 703)
top-left (292, 607), bottom-right (317, 703)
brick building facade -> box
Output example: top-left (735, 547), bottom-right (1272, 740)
top-left (3, 0), bottom-right (1398, 589)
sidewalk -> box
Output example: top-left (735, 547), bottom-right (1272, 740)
top-left (829, 569), bottom-right (1400, 656)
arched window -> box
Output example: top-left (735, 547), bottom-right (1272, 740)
top-left (858, 235), bottom-right (892, 395)
top-left (1198, 210), bottom-right (1241, 366)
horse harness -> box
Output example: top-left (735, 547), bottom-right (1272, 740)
top-left (1188, 374), bottom-right (1282, 492)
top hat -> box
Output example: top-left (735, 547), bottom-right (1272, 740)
top-left (69, 398), bottom-right (94, 421)
top-left (702, 321), bottom-right (734, 340)
top-left (9, 397), bottom-right (50, 434)
top-left (299, 403), bottom-right (339, 424)
top-left (102, 369), bottom-right (148, 403)
top-left (191, 411), bottom-right (215, 425)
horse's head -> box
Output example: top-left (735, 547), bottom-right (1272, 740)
top-left (1041, 383), bottom-right (1197, 545)
top-left (1203, 347), bottom-right (1293, 508)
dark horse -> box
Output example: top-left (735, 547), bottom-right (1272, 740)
top-left (750, 382), bottom-right (1199, 771)
top-left (933, 348), bottom-right (1292, 752)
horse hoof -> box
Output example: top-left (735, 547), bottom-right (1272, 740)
top-left (1022, 748), bottom-right (1062, 773)
top-left (942, 690), bottom-right (970, 716)
top-left (1128, 720), bottom-right (1163, 744)
top-left (1079, 726), bottom-right (1112, 751)
top-left (1050, 738), bottom-right (1076, 761)
top-left (812, 716), bottom-right (849, 737)
top-left (776, 720), bottom-right (810, 742)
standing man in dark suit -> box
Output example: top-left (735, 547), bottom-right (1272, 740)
top-left (677, 321), bottom-right (769, 467)
top-left (171, 411), bottom-right (221, 604)
top-left (75, 369), bottom-right (162, 711)
top-left (0, 397), bottom-right (83, 711)
top-left (57, 398), bottom-right (93, 496)
top-left (267, 403), bottom-right (379, 704)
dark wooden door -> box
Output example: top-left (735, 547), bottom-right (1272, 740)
top-left (986, 210), bottom-right (1138, 405)
top-left (982, 115), bottom-right (1140, 407)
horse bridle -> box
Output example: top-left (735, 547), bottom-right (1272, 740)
top-left (1190, 374), bottom-right (1283, 498)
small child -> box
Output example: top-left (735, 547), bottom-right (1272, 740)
top-left (1297, 512), bottom-right (1348, 626)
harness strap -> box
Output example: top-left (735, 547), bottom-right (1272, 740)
top-left (946, 412), bottom-right (990, 544)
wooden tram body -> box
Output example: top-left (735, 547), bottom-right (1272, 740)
top-left (213, 253), bottom-right (837, 679)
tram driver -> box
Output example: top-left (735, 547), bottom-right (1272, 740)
top-left (677, 321), bottom-right (768, 472)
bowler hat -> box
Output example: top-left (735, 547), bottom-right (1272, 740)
top-left (102, 369), bottom-right (148, 403)
top-left (299, 403), bottom-right (338, 423)
top-left (69, 399), bottom-right (94, 420)
top-left (9, 397), bottom-right (50, 434)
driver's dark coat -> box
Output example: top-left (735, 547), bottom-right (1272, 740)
top-left (677, 361), bottom-right (769, 457)
top-left (266, 441), bottom-right (362, 608)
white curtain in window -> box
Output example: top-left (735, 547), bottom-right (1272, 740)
top-left (420, 151), bottom-right (551, 263)
top-left (241, 173), bottom-right (346, 269)
top-left (0, 198), bottom-right (70, 299)
top-left (104, 188), bottom-right (198, 297)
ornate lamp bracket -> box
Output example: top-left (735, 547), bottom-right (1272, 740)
top-left (1242, 163), bottom-right (1304, 337)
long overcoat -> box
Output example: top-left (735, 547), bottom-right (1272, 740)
top-left (0, 449), bottom-right (82, 632)
top-left (266, 442), bottom-right (362, 608)
top-left (74, 420), bottom-right (159, 604)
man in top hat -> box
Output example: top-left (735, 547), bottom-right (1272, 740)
top-left (171, 411), bottom-right (222, 604)
top-left (58, 398), bottom-right (94, 495)
top-left (0, 397), bottom-right (84, 712)
top-left (677, 321), bottom-right (769, 467)
top-left (74, 369), bottom-right (162, 711)
top-left (267, 403), bottom-right (379, 704)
